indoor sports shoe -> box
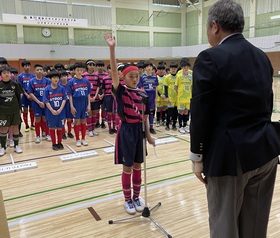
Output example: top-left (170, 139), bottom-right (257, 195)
top-left (124, 200), bottom-right (136, 215)
top-left (179, 127), bottom-right (186, 134)
top-left (76, 140), bottom-right (81, 147)
top-left (150, 128), bottom-right (156, 134)
top-left (81, 140), bottom-right (88, 146)
top-left (46, 135), bottom-right (51, 142)
top-left (165, 125), bottom-right (170, 131)
top-left (52, 144), bottom-right (59, 151)
top-left (9, 140), bottom-right (15, 148)
top-left (31, 125), bottom-right (35, 130)
top-left (25, 126), bottom-right (30, 132)
top-left (101, 123), bottom-right (106, 129)
top-left (156, 122), bottom-right (160, 127)
top-left (88, 131), bottom-right (94, 137)
top-left (67, 132), bottom-right (74, 139)
top-left (35, 137), bottom-right (41, 144)
top-left (62, 134), bottom-right (67, 140)
top-left (0, 147), bottom-right (6, 156)
top-left (184, 126), bottom-right (190, 133)
top-left (57, 143), bottom-right (64, 150)
top-left (92, 130), bottom-right (99, 136)
top-left (14, 145), bottom-right (23, 154)
top-left (132, 197), bottom-right (144, 212)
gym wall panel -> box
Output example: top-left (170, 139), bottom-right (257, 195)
top-left (72, 5), bottom-right (112, 27)
top-left (186, 11), bottom-right (198, 46)
top-left (255, 11), bottom-right (280, 37)
top-left (116, 8), bottom-right (149, 27)
top-left (0, 25), bottom-right (17, 44)
top-left (116, 31), bottom-right (149, 47)
top-left (0, 1), bottom-right (16, 20)
top-left (153, 11), bottom-right (181, 28)
top-left (23, 26), bottom-right (68, 44)
top-left (202, 6), bottom-right (210, 44)
top-left (74, 29), bottom-right (107, 46)
top-left (21, 1), bottom-right (68, 18)
top-left (153, 32), bottom-right (181, 47)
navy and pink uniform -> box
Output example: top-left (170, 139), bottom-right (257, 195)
top-left (18, 72), bottom-right (35, 107)
top-left (82, 72), bottom-right (100, 110)
top-left (43, 84), bottom-right (67, 128)
top-left (103, 75), bottom-right (114, 113)
top-left (68, 77), bottom-right (91, 119)
top-left (113, 84), bottom-right (149, 166)
top-left (28, 77), bottom-right (51, 116)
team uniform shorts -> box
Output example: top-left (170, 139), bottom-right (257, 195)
top-left (46, 116), bottom-right (65, 129)
top-left (103, 95), bottom-right (114, 113)
top-left (177, 101), bottom-right (190, 111)
top-left (156, 98), bottom-right (167, 108)
top-left (114, 121), bottom-right (144, 167)
top-left (167, 101), bottom-right (177, 108)
top-left (21, 94), bottom-right (32, 108)
top-left (64, 101), bottom-right (73, 119)
top-left (31, 101), bottom-right (45, 117)
top-left (73, 97), bottom-right (88, 119)
top-left (0, 113), bottom-right (22, 127)
top-left (90, 101), bottom-right (101, 111)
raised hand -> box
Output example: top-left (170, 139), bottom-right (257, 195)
top-left (104, 32), bottom-right (116, 47)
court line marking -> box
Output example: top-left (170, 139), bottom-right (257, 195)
top-left (4, 160), bottom-right (188, 202)
top-left (8, 175), bottom-right (195, 227)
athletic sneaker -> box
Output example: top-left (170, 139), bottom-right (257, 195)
top-left (35, 137), bottom-right (41, 143)
top-left (156, 122), bottom-right (160, 127)
top-left (101, 123), bottom-right (106, 129)
top-left (52, 144), bottom-right (59, 151)
top-left (76, 140), bottom-right (82, 147)
top-left (124, 200), bottom-right (136, 215)
top-left (46, 135), bottom-right (51, 142)
top-left (81, 140), bottom-right (88, 146)
top-left (172, 126), bottom-right (177, 131)
top-left (62, 134), bottom-right (67, 140)
top-left (179, 127), bottom-right (186, 134)
top-left (14, 145), bottom-right (23, 154)
top-left (95, 122), bottom-right (100, 128)
top-left (9, 140), bottom-right (15, 148)
top-left (25, 126), bottom-right (30, 132)
top-left (165, 125), bottom-right (170, 131)
top-left (132, 197), bottom-right (144, 212)
top-left (57, 143), bottom-right (64, 150)
top-left (92, 130), bottom-right (99, 136)
top-left (0, 147), bottom-right (6, 156)
top-left (31, 125), bottom-right (35, 130)
top-left (109, 129), bottom-right (114, 134)
top-left (184, 126), bottom-right (190, 133)
top-left (150, 128), bottom-right (156, 134)
top-left (67, 132), bottom-right (74, 139)
top-left (88, 131), bottom-right (94, 137)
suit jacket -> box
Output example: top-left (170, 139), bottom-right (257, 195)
top-left (191, 33), bottom-right (280, 176)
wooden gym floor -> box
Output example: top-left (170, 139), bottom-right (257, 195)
top-left (0, 114), bottom-right (280, 238)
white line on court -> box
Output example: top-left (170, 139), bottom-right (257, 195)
top-left (8, 175), bottom-right (195, 227)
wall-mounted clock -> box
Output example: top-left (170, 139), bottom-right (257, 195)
top-left (42, 28), bottom-right (51, 37)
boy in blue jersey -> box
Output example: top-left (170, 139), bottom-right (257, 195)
top-left (28, 64), bottom-right (51, 143)
top-left (69, 62), bottom-right (91, 147)
top-left (43, 71), bottom-right (67, 150)
top-left (138, 61), bottom-right (158, 134)
top-left (18, 60), bottom-right (35, 132)
top-left (60, 71), bottom-right (74, 139)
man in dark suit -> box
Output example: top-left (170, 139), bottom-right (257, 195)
top-left (190, 0), bottom-right (280, 237)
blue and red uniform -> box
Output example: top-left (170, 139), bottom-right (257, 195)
top-left (68, 77), bottom-right (91, 119)
top-left (43, 84), bottom-right (67, 128)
